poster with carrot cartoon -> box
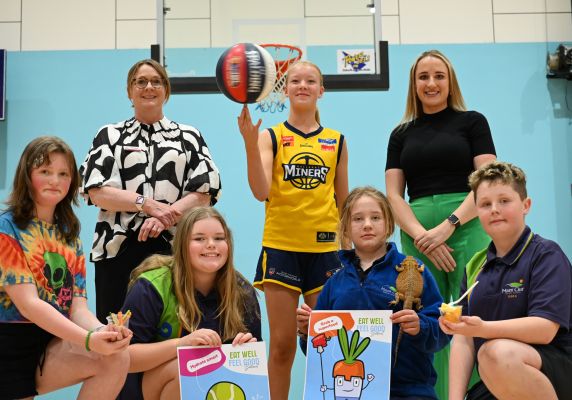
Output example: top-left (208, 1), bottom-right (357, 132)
top-left (303, 310), bottom-right (392, 400)
top-left (177, 341), bottom-right (270, 400)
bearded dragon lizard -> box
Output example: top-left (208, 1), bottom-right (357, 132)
top-left (389, 255), bottom-right (424, 366)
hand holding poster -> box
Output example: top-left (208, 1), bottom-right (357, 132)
top-left (178, 341), bottom-right (270, 400)
top-left (303, 310), bottom-right (392, 400)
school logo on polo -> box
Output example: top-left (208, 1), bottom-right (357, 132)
top-left (501, 279), bottom-right (525, 299)
top-left (282, 152), bottom-right (330, 190)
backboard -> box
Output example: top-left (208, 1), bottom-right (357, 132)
top-left (152, 0), bottom-right (388, 95)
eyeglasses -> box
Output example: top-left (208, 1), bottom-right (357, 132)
top-left (132, 78), bottom-right (164, 89)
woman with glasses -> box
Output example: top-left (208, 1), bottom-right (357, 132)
top-left (80, 59), bottom-right (221, 323)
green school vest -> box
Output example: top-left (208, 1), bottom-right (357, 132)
top-left (139, 266), bottom-right (182, 341)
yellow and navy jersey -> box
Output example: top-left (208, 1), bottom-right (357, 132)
top-left (263, 121), bottom-right (344, 253)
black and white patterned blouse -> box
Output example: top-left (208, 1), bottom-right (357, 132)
top-left (79, 116), bottom-right (221, 262)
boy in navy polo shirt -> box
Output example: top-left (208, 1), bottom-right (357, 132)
top-left (439, 161), bottom-right (572, 400)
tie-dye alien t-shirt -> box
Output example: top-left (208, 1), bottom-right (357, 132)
top-left (0, 211), bottom-right (86, 322)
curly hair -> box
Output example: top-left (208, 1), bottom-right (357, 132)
top-left (469, 160), bottom-right (527, 201)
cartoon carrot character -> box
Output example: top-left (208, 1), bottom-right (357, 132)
top-left (320, 327), bottom-right (374, 400)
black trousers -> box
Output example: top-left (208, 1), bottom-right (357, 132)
top-left (94, 233), bottom-right (172, 323)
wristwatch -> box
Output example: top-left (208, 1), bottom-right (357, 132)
top-left (447, 213), bottom-right (461, 228)
top-left (135, 195), bottom-right (146, 212)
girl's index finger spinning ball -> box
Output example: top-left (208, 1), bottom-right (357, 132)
top-left (215, 43), bottom-right (277, 104)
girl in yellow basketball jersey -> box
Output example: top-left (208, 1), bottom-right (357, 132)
top-left (238, 60), bottom-right (349, 400)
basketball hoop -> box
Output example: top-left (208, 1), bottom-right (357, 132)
top-left (256, 44), bottom-right (303, 113)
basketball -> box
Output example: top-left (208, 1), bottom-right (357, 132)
top-left (215, 43), bottom-right (277, 104)
top-left (205, 381), bottom-right (246, 400)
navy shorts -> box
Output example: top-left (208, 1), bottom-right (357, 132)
top-left (253, 247), bottom-right (341, 295)
top-left (0, 323), bottom-right (53, 400)
top-left (533, 342), bottom-right (572, 400)
top-left (469, 343), bottom-right (572, 400)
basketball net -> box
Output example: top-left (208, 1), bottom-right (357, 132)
top-left (256, 44), bottom-right (303, 113)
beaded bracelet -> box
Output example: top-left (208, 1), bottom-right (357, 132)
top-left (85, 330), bottom-right (94, 352)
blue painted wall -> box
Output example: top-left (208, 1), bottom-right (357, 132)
top-left (1, 43), bottom-right (571, 399)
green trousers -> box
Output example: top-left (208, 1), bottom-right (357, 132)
top-left (400, 192), bottom-right (490, 400)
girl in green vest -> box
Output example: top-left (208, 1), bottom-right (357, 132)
top-left (118, 207), bottom-right (262, 400)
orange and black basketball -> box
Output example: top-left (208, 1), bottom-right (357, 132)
top-left (215, 43), bottom-right (277, 104)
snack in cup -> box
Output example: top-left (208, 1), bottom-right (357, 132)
top-left (108, 310), bottom-right (132, 327)
top-left (439, 303), bottom-right (462, 323)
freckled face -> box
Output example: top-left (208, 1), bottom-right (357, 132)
top-left (415, 56), bottom-right (450, 114)
top-left (30, 152), bottom-right (72, 215)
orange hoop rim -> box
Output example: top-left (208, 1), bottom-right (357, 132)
top-left (255, 44), bottom-right (303, 113)
top-left (260, 43), bottom-right (303, 61)
top-left (260, 43), bottom-right (303, 77)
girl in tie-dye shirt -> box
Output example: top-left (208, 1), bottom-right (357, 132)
top-left (0, 136), bottom-right (131, 400)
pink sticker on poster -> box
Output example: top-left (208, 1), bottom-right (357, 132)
top-left (178, 347), bottom-right (226, 376)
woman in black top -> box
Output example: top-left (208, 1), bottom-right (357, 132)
top-left (385, 50), bottom-right (496, 400)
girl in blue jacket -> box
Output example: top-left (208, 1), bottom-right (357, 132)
top-left (297, 186), bottom-right (449, 399)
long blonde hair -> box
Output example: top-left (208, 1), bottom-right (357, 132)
top-left (398, 50), bottom-right (466, 127)
top-left (338, 186), bottom-right (395, 249)
top-left (129, 207), bottom-right (250, 341)
top-left (286, 60), bottom-right (323, 124)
